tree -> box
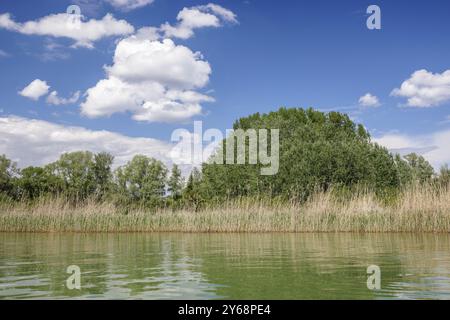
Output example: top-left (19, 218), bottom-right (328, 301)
top-left (168, 164), bottom-right (183, 200)
top-left (183, 167), bottom-right (203, 210)
top-left (201, 107), bottom-right (401, 202)
top-left (15, 166), bottom-right (63, 199)
top-left (92, 152), bottom-right (114, 199)
top-left (47, 151), bottom-right (97, 200)
top-left (115, 155), bottom-right (167, 206)
top-left (436, 164), bottom-right (450, 187)
top-left (404, 153), bottom-right (434, 183)
top-left (394, 154), bottom-right (413, 186)
top-left (0, 155), bottom-right (17, 198)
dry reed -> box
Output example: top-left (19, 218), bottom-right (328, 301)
top-left (0, 184), bottom-right (449, 233)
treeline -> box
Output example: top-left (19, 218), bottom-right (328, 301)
top-left (0, 152), bottom-right (186, 208)
top-left (1, 108), bottom-right (449, 209)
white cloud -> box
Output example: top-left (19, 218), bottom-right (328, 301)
top-left (81, 37), bottom-right (214, 122)
top-left (18, 79), bottom-right (50, 100)
top-left (137, 96), bottom-right (206, 123)
top-left (358, 93), bottom-right (380, 107)
top-left (391, 69), bottom-right (450, 107)
top-left (46, 91), bottom-right (80, 105)
top-left (0, 49), bottom-right (9, 57)
top-left (0, 116), bottom-right (178, 169)
top-left (107, 38), bottom-right (211, 88)
top-left (374, 129), bottom-right (450, 169)
top-left (82, 76), bottom-right (164, 117)
top-left (105, 0), bottom-right (154, 11)
top-left (0, 12), bottom-right (134, 48)
top-left (202, 3), bottom-right (238, 23)
top-left (77, 4), bottom-right (237, 122)
top-left (80, 4), bottom-right (237, 122)
top-left (160, 3), bottom-right (238, 39)
top-left (19, 80), bottom-right (80, 105)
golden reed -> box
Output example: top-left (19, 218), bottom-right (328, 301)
top-left (1, 184), bottom-right (449, 233)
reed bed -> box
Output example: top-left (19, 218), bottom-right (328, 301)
top-left (0, 185), bottom-right (449, 233)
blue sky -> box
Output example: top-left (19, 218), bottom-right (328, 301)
top-left (0, 0), bottom-right (449, 169)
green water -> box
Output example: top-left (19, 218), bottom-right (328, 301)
top-left (1, 232), bottom-right (450, 300)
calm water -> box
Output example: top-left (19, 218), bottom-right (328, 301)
top-left (1, 232), bottom-right (450, 300)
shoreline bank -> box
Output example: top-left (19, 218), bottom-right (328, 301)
top-left (1, 187), bottom-right (449, 233)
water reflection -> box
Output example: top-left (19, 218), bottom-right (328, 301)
top-left (0, 233), bottom-right (449, 299)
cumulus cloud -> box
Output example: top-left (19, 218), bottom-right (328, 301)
top-left (9, 4), bottom-right (235, 122)
top-left (0, 116), bottom-right (177, 169)
top-left (105, 0), bottom-right (154, 11)
top-left (18, 79), bottom-right (50, 100)
top-left (106, 38), bottom-right (211, 88)
top-left (80, 4), bottom-right (237, 123)
top-left (391, 69), bottom-right (450, 107)
top-left (0, 12), bottom-right (134, 48)
top-left (160, 3), bottom-right (238, 39)
top-left (19, 80), bottom-right (80, 105)
top-left (203, 3), bottom-right (238, 23)
top-left (81, 37), bottom-right (214, 122)
top-left (358, 93), bottom-right (380, 107)
top-left (374, 129), bottom-right (450, 169)
top-left (46, 91), bottom-right (80, 105)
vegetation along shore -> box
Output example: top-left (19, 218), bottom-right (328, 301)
top-left (1, 108), bottom-right (449, 232)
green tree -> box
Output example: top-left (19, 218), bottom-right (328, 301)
top-left (183, 167), bottom-right (203, 210)
top-left (46, 151), bottom-right (115, 201)
top-left (436, 164), bottom-right (450, 187)
top-left (404, 153), bottom-right (434, 183)
top-left (115, 155), bottom-right (167, 206)
top-left (394, 154), bottom-right (413, 186)
top-left (92, 152), bottom-right (114, 199)
top-left (15, 166), bottom-right (63, 199)
top-left (0, 155), bottom-right (17, 198)
top-left (201, 107), bottom-right (401, 202)
top-left (47, 151), bottom-right (97, 200)
top-left (168, 164), bottom-right (183, 200)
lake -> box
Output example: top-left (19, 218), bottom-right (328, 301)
top-left (1, 232), bottom-right (450, 299)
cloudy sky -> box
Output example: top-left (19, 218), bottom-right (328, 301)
top-left (0, 0), bottom-right (449, 170)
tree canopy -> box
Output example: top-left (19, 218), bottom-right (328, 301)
top-left (200, 108), bottom-right (428, 201)
top-left (0, 108), bottom-right (445, 208)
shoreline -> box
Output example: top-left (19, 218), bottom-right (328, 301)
top-left (1, 185), bottom-right (449, 233)
top-left (2, 209), bottom-right (449, 233)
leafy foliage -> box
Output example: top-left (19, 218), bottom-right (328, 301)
top-left (0, 108), bottom-right (446, 209)
top-left (115, 155), bottom-right (167, 207)
top-left (168, 164), bottom-right (184, 200)
top-left (0, 154), bottom-right (17, 198)
top-left (201, 108), bottom-right (404, 201)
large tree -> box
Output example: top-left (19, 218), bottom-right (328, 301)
top-left (201, 107), bottom-right (403, 201)
top-left (115, 155), bottom-right (167, 206)
top-left (168, 164), bottom-right (183, 200)
top-left (15, 166), bottom-right (63, 199)
top-left (46, 151), bottom-right (114, 201)
top-left (48, 151), bottom-right (97, 200)
top-left (403, 153), bottom-right (434, 183)
top-left (92, 152), bottom-right (114, 199)
top-left (0, 155), bottom-right (17, 197)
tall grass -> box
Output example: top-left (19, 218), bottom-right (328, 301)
top-left (0, 184), bottom-right (449, 233)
